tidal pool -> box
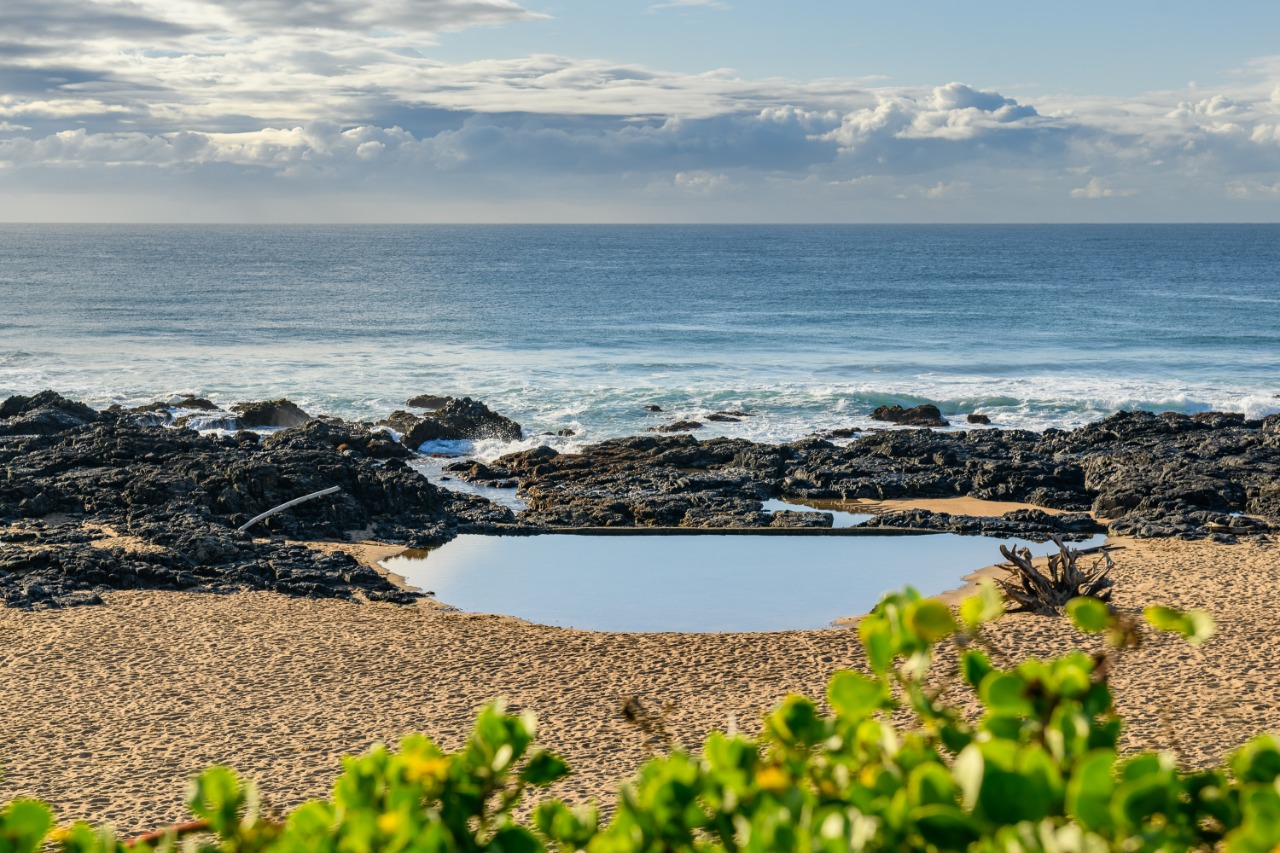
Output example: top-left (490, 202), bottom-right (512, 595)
top-left (383, 532), bottom-right (1107, 633)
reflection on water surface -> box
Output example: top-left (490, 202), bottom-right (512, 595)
top-left (383, 533), bottom-right (1107, 632)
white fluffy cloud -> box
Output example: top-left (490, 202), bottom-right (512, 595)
top-left (1, 0), bottom-right (1280, 219)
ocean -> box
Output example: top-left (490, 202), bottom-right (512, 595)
top-left (2, 224), bottom-right (1278, 455)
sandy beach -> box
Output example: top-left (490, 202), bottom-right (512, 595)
top-left (2, 534), bottom-right (1277, 833)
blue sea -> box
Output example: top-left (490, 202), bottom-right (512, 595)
top-left (1, 224), bottom-right (1278, 456)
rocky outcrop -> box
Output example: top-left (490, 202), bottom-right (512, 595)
top-left (459, 409), bottom-right (1280, 541)
top-left (0, 391), bottom-right (99, 436)
top-left (647, 420), bottom-right (703, 433)
top-left (858, 508), bottom-right (1102, 541)
top-left (870, 404), bottom-right (950, 427)
top-left (231, 399), bottom-right (312, 428)
top-left (0, 393), bottom-right (521, 609)
top-left (400, 397), bottom-right (522, 448)
top-left (406, 394), bottom-right (453, 410)
top-left (967, 413), bottom-right (992, 425)
top-left (5, 391), bottom-right (1277, 606)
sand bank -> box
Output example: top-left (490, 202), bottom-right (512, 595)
top-left (1, 537), bottom-right (1277, 832)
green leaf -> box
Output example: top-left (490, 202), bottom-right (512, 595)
top-left (766, 696), bottom-right (826, 747)
top-left (1066, 597), bottom-right (1111, 633)
top-left (1143, 605), bottom-right (1216, 647)
top-left (533, 801), bottom-right (598, 848)
top-left (979, 672), bottom-right (1034, 716)
top-left (1112, 775), bottom-right (1171, 831)
top-left (1066, 750), bottom-right (1117, 832)
top-left (858, 615), bottom-right (895, 675)
top-left (907, 600), bottom-right (956, 643)
top-left (489, 824), bottom-right (544, 853)
top-left (1183, 609), bottom-right (1217, 647)
top-left (911, 804), bottom-right (981, 849)
top-left (959, 580), bottom-right (1005, 629)
top-left (1142, 605), bottom-right (1183, 632)
top-left (186, 767), bottom-right (246, 836)
top-left (827, 670), bottom-right (886, 721)
top-left (907, 763), bottom-right (956, 806)
top-left (1231, 735), bottom-right (1280, 784)
top-left (952, 745), bottom-right (984, 812)
top-left (0, 800), bottom-right (53, 853)
top-left (959, 649), bottom-right (993, 690)
top-left (521, 751), bottom-right (570, 787)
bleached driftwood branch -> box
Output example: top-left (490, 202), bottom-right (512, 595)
top-left (237, 486), bottom-right (341, 533)
top-left (997, 535), bottom-right (1114, 615)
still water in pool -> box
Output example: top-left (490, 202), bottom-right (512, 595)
top-left (382, 533), bottom-right (1107, 632)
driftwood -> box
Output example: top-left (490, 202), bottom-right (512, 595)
top-left (237, 486), bottom-right (341, 533)
top-left (996, 535), bottom-right (1114, 615)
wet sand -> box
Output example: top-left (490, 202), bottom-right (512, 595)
top-left (1, 536), bottom-right (1278, 833)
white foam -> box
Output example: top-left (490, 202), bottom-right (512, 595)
top-left (1237, 394), bottom-right (1280, 421)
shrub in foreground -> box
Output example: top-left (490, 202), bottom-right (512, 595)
top-left (3, 585), bottom-right (1277, 852)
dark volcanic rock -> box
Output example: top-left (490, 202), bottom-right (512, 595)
top-left (0, 391), bottom-right (99, 436)
top-left (400, 397), bottom-right (522, 448)
top-left (870, 404), bottom-right (950, 428)
top-left (472, 435), bottom-right (774, 529)
top-left (377, 410), bottom-right (421, 435)
top-left (967, 413), bottom-right (992, 425)
top-left (643, 405), bottom-right (663, 412)
top-left (647, 420), bottom-right (703, 433)
top-left (769, 510), bottom-right (833, 528)
top-left (231, 399), bottom-right (311, 428)
top-left (470, 408), bottom-right (1280, 541)
top-left (858, 508), bottom-right (1102, 541)
top-left (406, 394), bottom-right (454, 410)
top-left (0, 397), bottom-right (523, 608)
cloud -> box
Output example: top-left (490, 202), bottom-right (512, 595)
top-left (1226, 179), bottom-right (1280, 199)
top-left (672, 170), bottom-right (731, 192)
top-left (1069, 178), bottom-right (1138, 199)
top-left (1, 2), bottom-right (1279, 220)
top-left (200, 0), bottom-right (543, 33)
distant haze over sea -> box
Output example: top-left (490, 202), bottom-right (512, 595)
top-left (2, 224), bottom-right (1277, 451)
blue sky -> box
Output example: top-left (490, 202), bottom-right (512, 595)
top-left (2, 0), bottom-right (1279, 222)
top-left (438, 1), bottom-right (1280, 96)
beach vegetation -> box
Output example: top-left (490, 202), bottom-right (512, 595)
top-left (2, 585), bottom-right (1269, 853)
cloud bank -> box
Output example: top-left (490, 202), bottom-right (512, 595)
top-left (2, 0), bottom-right (1279, 220)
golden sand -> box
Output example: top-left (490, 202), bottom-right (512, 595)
top-left (1, 536), bottom-right (1277, 832)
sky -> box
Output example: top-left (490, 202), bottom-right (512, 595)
top-left (2, 0), bottom-right (1280, 222)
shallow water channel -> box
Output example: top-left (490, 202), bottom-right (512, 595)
top-left (382, 532), bottom-right (1107, 632)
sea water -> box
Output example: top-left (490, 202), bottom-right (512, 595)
top-left (382, 532), bottom-right (1110, 632)
top-left (2, 224), bottom-right (1278, 455)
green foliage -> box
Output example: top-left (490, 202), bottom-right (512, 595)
top-left (5, 587), bottom-right (1277, 852)
top-left (1143, 605), bottom-right (1216, 647)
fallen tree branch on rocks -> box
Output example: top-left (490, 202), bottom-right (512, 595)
top-left (237, 486), bottom-right (341, 533)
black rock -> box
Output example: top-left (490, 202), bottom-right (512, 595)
top-left (400, 398), bottom-right (522, 448)
top-left (405, 394), bottom-right (454, 410)
top-left (870, 404), bottom-right (950, 428)
top-left (967, 413), bottom-right (992, 425)
top-left (175, 397), bottom-right (219, 411)
top-left (0, 390), bottom-right (99, 436)
top-left (647, 420), bottom-right (703, 433)
top-left (231, 399), bottom-right (312, 428)
top-left (0, 398), bottom-right (530, 609)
